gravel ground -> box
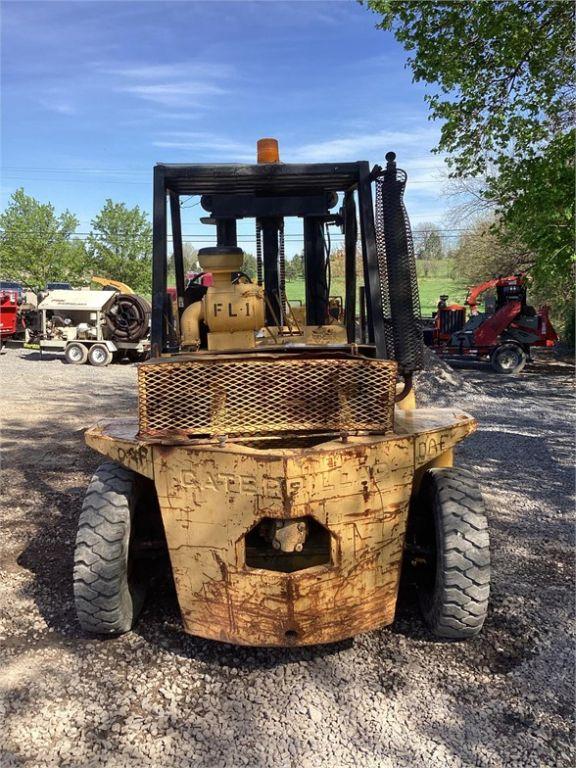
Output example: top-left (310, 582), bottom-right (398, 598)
top-left (1, 347), bottom-right (574, 768)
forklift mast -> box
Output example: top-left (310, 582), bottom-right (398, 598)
top-left (151, 140), bottom-right (423, 376)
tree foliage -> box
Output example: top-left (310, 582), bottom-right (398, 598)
top-left (86, 200), bottom-right (152, 293)
top-left (413, 222), bottom-right (445, 276)
top-left (242, 252), bottom-right (257, 281)
top-left (0, 188), bottom-right (86, 288)
top-left (366, 0), bottom-right (575, 338)
top-left (285, 251), bottom-right (304, 281)
top-left (368, 0), bottom-right (574, 174)
top-left (452, 218), bottom-right (530, 286)
top-left (491, 131), bottom-right (574, 320)
top-left (168, 243), bottom-right (198, 286)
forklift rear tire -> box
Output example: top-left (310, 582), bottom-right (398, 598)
top-left (88, 343), bottom-right (113, 367)
top-left (490, 343), bottom-right (527, 374)
top-left (73, 461), bottom-right (149, 635)
top-left (65, 343), bottom-right (88, 365)
top-left (413, 468), bottom-right (490, 639)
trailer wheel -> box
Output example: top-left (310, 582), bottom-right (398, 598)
top-left (73, 461), bottom-right (151, 635)
top-left (65, 343), bottom-right (88, 365)
top-left (410, 468), bottom-right (490, 639)
top-left (88, 343), bottom-right (113, 367)
top-left (490, 343), bottom-right (526, 374)
top-left (126, 349), bottom-right (146, 362)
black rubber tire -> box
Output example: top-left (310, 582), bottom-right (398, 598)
top-left (490, 343), bottom-right (527, 374)
top-left (126, 349), bottom-right (147, 363)
top-left (414, 468), bottom-right (490, 639)
top-left (87, 343), bottom-right (113, 367)
top-left (65, 342), bottom-right (88, 365)
top-left (73, 461), bottom-right (148, 635)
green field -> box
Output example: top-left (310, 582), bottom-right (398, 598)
top-left (418, 277), bottom-right (465, 315)
top-left (285, 272), bottom-right (465, 318)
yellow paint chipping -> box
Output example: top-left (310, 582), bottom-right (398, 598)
top-left (85, 407), bottom-right (475, 646)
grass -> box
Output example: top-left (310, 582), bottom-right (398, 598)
top-left (285, 267), bottom-right (466, 318)
top-left (418, 277), bottom-right (465, 315)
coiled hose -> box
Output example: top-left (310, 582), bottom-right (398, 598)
top-left (105, 293), bottom-right (151, 342)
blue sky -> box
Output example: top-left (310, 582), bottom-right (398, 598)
top-left (2, 0), bottom-right (453, 255)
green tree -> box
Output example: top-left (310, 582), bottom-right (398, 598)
top-left (86, 200), bottom-right (152, 293)
top-left (242, 252), bottom-right (257, 280)
top-left (0, 188), bottom-right (86, 288)
top-left (452, 218), bottom-right (531, 286)
top-left (367, 1), bottom-right (574, 175)
top-left (168, 243), bottom-right (198, 286)
top-left (285, 251), bottom-right (304, 281)
top-left (366, 0), bottom-right (575, 337)
top-left (413, 222), bottom-right (444, 277)
top-left (490, 132), bottom-right (574, 326)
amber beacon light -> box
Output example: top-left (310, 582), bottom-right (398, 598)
top-left (257, 138), bottom-right (280, 164)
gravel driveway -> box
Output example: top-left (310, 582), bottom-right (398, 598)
top-left (1, 348), bottom-right (574, 768)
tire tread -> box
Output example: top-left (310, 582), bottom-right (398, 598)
top-left (73, 460), bottom-right (139, 635)
top-left (420, 468), bottom-right (491, 639)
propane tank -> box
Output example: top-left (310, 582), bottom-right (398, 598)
top-left (180, 247), bottom-right (265, 351)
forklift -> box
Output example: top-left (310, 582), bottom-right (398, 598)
top-left (73, 140), bottom-right (490, 646)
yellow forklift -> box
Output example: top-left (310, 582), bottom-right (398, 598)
top-left (73, 140), bottom-right (490, 646)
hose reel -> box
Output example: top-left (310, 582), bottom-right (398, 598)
top-left (106, 293), bottom-right (151, 343)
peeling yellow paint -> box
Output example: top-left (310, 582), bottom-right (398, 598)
top-left (85, 407), bottom-right (475, 646)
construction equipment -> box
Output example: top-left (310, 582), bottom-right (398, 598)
top-left (0, 290), bottom-right (20, 350)
top-left (91, 276), bottom-right (135, 294)
top-left (424, 273), bottom-right (558, 373)
top-left (35, 289), bottom-right (150, 365)
top-left (74, 140), bottom-right (490, 646)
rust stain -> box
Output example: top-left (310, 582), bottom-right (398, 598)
top-left (85, 408), bottom-right (476, 646)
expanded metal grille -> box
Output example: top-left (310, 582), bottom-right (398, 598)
top-left (374, 174), bottom-right (395, 358)
top-left (138, 356), bottom-right (397, 439)
top-left (374, 162), bottom-right (424, 373)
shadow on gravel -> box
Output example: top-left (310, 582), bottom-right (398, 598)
top-left (6, 400), bottom-right (359, 669)
top-left (17, 351), bottom-right (64, 362)
top-left (4, 390), bottom-right (135, 639)
top-left (447, 355), bottom-right (574, 376)
top-left (392, 569), bottom-right (544, 674)
top-left (19, 351), bottom-right (135, 366)
top-left (3, 358), bottom-right (575, 768)
top-left (135, 592), bottom-right (356, 670)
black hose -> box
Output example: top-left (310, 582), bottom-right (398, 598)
top-left (232, 271), bottom-right (253, 284)
top-left (106, 293), bottom-right (151, 342)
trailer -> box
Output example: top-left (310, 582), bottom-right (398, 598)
top-left (34, 289), bottom-right (150, 366)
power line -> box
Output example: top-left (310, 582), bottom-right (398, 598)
top-left (1, 231), bottom-right (470, 239)
top-left (0, 225), bottom-right (474, 235)
top-left (1, 174), bottom-right (451, 187)
top-left (2, 162), bottom-right (452, 174)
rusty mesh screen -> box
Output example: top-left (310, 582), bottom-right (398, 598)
top-left (138, 356), bottom-right (397, 439)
